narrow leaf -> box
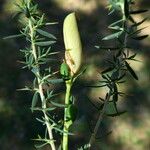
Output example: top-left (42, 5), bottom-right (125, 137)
top-left (128, 53), bottom-right (137, 59)
top-left (35, 41), bottom-right (56, 46)
top-left (31, 91), bottom-right (39, 112)
top-left (108, 26), bottom-right (123, 31)
top-left (50, 101), bottom-right (67, 108)
top-left (131, 18), bottom-right (147, 27)
top-left (124, 0), bottom-right (129, 18)
top-left (129, 16), bottom-right (136, 23)
top-left (109, 19), bottom-right (123, 27)
top-left (125, 61), bottom-right (138, 80)
top-left (95, 46), bottom-right (120, 50)
top-left (37, 29), bottom-right (56, 39)
top-left (106, 111), bottom-right (127, 117)
top-left (130, 9), bottom-right (148, 14)
top-left (132, 35), bottom-right (149, 40)
top-left (129, 26), bottom-right (148, 37)
top-left (3, 34), bottom-right (23, 40)
top-left (102, 31), bottom-right (123, 40)
top-left (101, 67), bottom-right (114, 74)
top-left (47, 78), bottom-right (63, 84)
top-left (35, 143), bottom-right (48, 149)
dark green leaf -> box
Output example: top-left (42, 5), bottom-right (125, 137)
top-left (101, 67), bottom-right (114, 74)
top-left (124, 0), bottom-right (129, 18)
top-left (31, 91), bottom-right (39, 112)
top-left (95, 46), bottom-right (120, 50)
top-left (113, 84), bottom-right (118, 102)
top-left (106, 111), bottom-right (127, 117)
top-left (128, 16), bottom-right (136, 23)
top-left (132, 35), bottom-right (149, 40)
top-left (47, 78), bottom-right (63, 84)
top-left (109, 19), bottom-right (123, 27)
top-left (130, 9), bottom-right (148, 14)
top-left (102, 31), bottom-right (123, 40)
top-left (128, 53), bottom-right (137, 59)
top-left (35, 41), bottom-right (56, 46)
top-left (131, 18), bottom-right (147, 27)
top-left (125, 61), bottom-right (138, 80)
top-left (37, 29), bottom-right (56, 39)
top-left (3, 34), bottom-right (23, 40)
top-left (129, 26), bottom-right (148, 37)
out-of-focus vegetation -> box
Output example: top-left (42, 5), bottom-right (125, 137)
top-left (0, 0), bottom-right (150, 150)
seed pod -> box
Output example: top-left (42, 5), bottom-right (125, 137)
top-left (63, 12), bottom-right (82, 76)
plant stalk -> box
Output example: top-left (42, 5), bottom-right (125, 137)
top-left (28, 19), bottom-right (56, 150)
top-left (89, 91), bottom-right (111, 149)
top-left (62, 79), bottom-right (72, 150)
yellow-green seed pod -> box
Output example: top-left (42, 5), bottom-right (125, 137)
top-left (63, 12), bottom-right (82, 76)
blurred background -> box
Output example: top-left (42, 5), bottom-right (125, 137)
top-left (0, 0), bottom-right (150, 150)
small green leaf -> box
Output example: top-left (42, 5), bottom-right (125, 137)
top-left (36, 118), bottom-right (44, 124)
top-left (37, 29), bottom-right (56, 39)
top-left (50, 101), bottom-right (67, 108)
top-left (47, 78), bottom-right (63, 84)
top-left (35, 41), bottom-right (56, 46)
top-left (31, 91), bottom-right (39, 112)
top-left (35, 143), bottom-right (48, 149)
top-left (109, 19), bottom-right (123, 27)
top-left (108, 25), bottom-right (123, 31)
top-left (102, 31), bottom-right (123, 40)
top-left (3, 34), bottom-right (23, 40)
top-left (53, 126), bottom-right (74, 135)
top-left (125, 61), bottom-right (138, 80)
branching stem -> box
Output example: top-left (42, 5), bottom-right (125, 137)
top-left (28, 18), bottom-right (56, 150)
top-left (89, 91), bottom-right (112, 148)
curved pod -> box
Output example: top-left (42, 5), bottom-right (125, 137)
top-left (63, 12), bottom-right (82, 76)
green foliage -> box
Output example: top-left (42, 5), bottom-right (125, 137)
top-left (10, 0), bottom-right (62, 150)
top-left (5, 0), bottom-right (147, 150)
top-left (88, 0), bottom-right (148, 148)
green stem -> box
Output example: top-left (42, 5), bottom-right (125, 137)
top-left (63, 79), bottom-right (72, 150)
top-left (89, 91), bottom-right (111, 149)
top-left (28, 18), bottom-right (56, 150)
